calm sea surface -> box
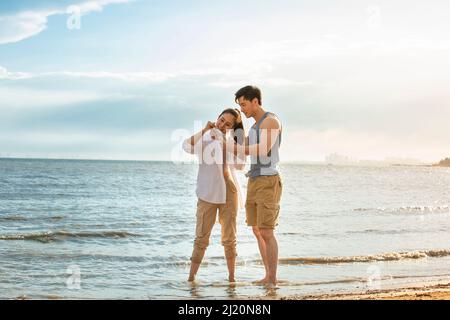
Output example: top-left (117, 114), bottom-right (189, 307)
top-left (1, 159), bottom-right (449, 299)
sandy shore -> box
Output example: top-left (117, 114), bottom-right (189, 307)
top-left (245, 280), bottom-right (450, 300)
top-left (296, 283), bottom-right (450, 300)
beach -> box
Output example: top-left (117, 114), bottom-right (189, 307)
top-left (305, 282), bottom-right (450, 300)
top-left (242, 280), bottom-right (450, 300)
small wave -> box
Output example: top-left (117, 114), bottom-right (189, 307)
top-left (0, 230), bottom-right (139, 243)
top-left (144, 250), bottom-right (450, 269)
top-left (279, 232), bottom-right (301, 236)
top-left (277, 249), bottom-right (450, 265)
top-left (160, 233), bottom-right (192, 240)
top-left (354, 206), bottom-right (450, 214)
top-left (346, 228), bottom-right (442, 235)
top-left (148, 260), bottom-right (222, 269)
top-left (171, 276), bottom-right (396, 289)
top-left (47, 216), bottom-right (65, 220)
top-left (0, 215), bottom-right (65, 222)
top-left (0, 215), bottom-right (28, 221)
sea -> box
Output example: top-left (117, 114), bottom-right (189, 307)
top-left (0, 158), bottom-right (449, 299)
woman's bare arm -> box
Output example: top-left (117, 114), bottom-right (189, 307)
top-left (187, 121), bottom-right (215, 146)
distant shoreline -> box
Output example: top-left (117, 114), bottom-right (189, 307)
top-left (0, 157), bottom-right (445, 167)
top-left (0, 157), bottom-right (170, 163)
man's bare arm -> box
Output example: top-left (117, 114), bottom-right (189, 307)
top-left (229, 117), bottom-right (280, 157)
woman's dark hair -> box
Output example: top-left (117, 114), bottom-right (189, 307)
top-left (219, 108), bottom-right (245, 145)
top-left (234, 85), bottom-right (262, 105)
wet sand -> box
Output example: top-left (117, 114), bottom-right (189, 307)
top-left (295, 283), bottom-right (450, 300)
top-left (243, 280), bottom-right (450, 300)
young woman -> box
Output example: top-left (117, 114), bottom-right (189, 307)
top-left (182, 108), bottom-right (245, 282)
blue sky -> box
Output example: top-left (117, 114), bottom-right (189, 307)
top-left (1, 0), bottom-right (449, 162)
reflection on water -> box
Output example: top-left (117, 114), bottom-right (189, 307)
top-left (188, 281), bottom-right (202, 299)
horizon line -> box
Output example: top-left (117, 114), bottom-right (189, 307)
top-left (0, 156), bottom-right (440, 166)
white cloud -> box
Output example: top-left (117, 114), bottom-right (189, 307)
top-left (210, 78), bottom-right (313, 89)
top-left (0, 86), bottom-right (131, 110)
top-left (0, 66), bottom-right (31, 80)
top-left (0, 65), bottom-right (307, 87)
top-left (75, 0), bottom-right (131, 14)
top-left (40, 70), bottom-right (173, 83)
top-left (0, 10), bottom-right (52, 44)
top-left (0, 0), bottom-right (132, 45)
top-left (0, 65), bottom-right (173, 83)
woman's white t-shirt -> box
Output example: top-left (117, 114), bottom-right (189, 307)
top-left (182, 130), bottom-right (245, 207)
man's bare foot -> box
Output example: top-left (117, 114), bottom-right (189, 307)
top-left (228, 276), bottom-right (236, 283)
top-left (265, 282), bottom-right (279, 289)
top-left (264, 279), bottom-right (279, 289)
top-left (252, 277), bottom-right (269, 285)
top-left (188, 276), bottom-right (195, 282)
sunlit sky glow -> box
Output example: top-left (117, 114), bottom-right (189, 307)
top-left (1, 0), bottom-right (449, 162)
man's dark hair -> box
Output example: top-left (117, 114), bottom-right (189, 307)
top-left (235, 85), bottom-right (262, 105)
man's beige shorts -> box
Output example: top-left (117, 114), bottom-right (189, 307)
top-left (245, 175), bottom-right (282, 229)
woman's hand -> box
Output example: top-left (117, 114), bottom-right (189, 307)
top-left (203, 121), bottom-right (216, 132)
top-left (187, 121), bottom-right (216, 148)
top-left (210, 128), bottom-right (226, 142)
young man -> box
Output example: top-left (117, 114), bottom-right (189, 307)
top-left (230, 85), bottom-right (283, 287)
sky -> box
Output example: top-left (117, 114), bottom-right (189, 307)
top-left (0, 0), bottom-right (449, 162)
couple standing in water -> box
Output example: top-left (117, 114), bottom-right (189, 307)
top-left (183, 86), bottom-right (283, 287)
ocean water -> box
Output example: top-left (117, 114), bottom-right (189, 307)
top-left (0, 158), bottom-right (449, 299)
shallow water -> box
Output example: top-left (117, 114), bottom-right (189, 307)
top-left (1, 159), bottom-right (449, 299)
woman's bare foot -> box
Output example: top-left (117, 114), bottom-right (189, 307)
top-left (228, 276), bottom-right (236, 283)
top-left (188, 276), bottom-right (195, 282)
